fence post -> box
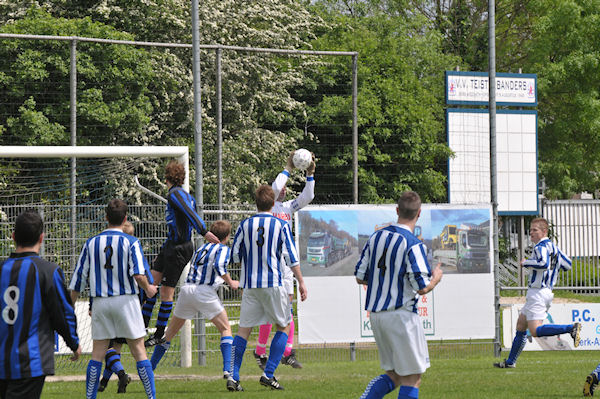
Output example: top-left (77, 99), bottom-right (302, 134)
top-left (350, 342), bottom-right (356, 362)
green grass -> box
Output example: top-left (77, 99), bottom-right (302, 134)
top-left (44, 350), bottom-right (600, 398)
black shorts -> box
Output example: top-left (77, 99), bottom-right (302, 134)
top-left (110, 338), bottom-right (127, 346)
top-left (0, 376), bottom-right (45, 399)
top-left (152, 240), bottom-right (194, 288)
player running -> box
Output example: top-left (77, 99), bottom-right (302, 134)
top-left (494, 217), bottom-right (580, 369)
top-left (149, 220), bottom-right (239, 387)
top-left (228, 185), bottom-right (308, 392)
top-left (142, 160), bottom-right (219, 347)
top-left (254, 150), bottom-right (315, 370)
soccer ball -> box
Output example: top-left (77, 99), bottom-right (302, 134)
top-left (293, 148), bottom-right (312, 170)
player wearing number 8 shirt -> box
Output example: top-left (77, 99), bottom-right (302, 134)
top-left (228, 185), bottom-right (307, 392)
top-left (355, 191), bottom-right (442, 399)
top-left (0, 210), bottom-right (81, 399)
top-left (69, 199), bottom-right (158, 399)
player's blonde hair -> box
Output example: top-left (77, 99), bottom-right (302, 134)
top-left (165, 160), bottom-right (185, 186)
top-left (256, 185), bottom-right (275, 211)
top-left (530, 217), bottom-right (549, 232)
top-left (123, 221), bottom-right (134, 235)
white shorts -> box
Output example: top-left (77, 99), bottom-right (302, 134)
top-left (521, 288), bottom-right (553, 321)
top-left (173, 283), bottom-right (224, 320)
top-left (371, 307), bottom-right (430, 376)
top-left (283, 266), bottom-right (294, 296)
top-left (239, 286), bottom-right (291, 328)
top-left (91, 295), bottom-right (146, 340)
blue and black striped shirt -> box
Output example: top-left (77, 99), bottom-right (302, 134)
top-left (165, 186), bottom-right (208, 245)
top-left (0, 252), bottom-right (79, 379)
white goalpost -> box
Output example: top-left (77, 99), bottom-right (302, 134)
top-left (1, 146), bottom-right (194, 367)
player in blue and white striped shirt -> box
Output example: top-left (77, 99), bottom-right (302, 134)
top-left (495, 217), bottom-right (580, 370)
top-left (355, 191), bottom-right (442, 399)
top-left (69, 199), bottom-right (158, 399)
top-left (228, 185), bottom-right (307, 392)
top-left (150, 220), bottom-right (240, 387)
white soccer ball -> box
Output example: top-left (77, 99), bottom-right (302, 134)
top-left (293, 148), bottom-right (312, 170)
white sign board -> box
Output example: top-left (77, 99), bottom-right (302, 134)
top-left (446, 71), bottom-right (537, 106)
top-left (502, 303), bottom-right (600, 351)
top-left (447, 109), bottom-right (538, 215)
top-left (296, 204), bottom-right (495, 344)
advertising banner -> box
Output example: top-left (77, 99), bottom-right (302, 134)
top-left (296, 203), bottom-right (495, 344)
top-left (446, 71), bottom-right (537, 106)
top-left (502, 303), bottom-right (600, 351)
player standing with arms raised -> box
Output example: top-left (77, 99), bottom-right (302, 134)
top-left (69, 199), bottom-right (158, 399)
top-left (0, 210), bottom-right (81, 399)
top-left (494, 217), bottom-right (580, 369)
top-left (142, 160), bottom-right (219, 346)
top-left (228, 185), bottom-right (307, 391)
top-left (254, 150), bottom-right (315, 370)
top-left (355, 191), bottom-right (442, 399)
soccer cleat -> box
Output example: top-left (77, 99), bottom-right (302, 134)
top-left (97, 377), bottom-right (109, 393)
top-left (571, 322), bottom-right (582, 348)
top-left (144, 334), bottom-right (165, 347)
top-left (117, 373), bottom-right (131, 394)
top-left (253, 351), bottom-right (267, 371)
top-left (226, 378), bottom-right (244, 392)
top-left (584, 373), bottom-right (599, 397)
top-left (493, 359), bottom-right (516, 368)
top-left (281, 349), bottom-right (303, 369)
top-left (260, 375), bottom-right (284, 390)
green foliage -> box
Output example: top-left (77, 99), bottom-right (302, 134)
top-left (310, 2), bottom-right (460, 202)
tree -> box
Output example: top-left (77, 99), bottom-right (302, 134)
top-left (309, 1), bottom-right (460, 202)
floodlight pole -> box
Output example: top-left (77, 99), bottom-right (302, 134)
top-left (489, 0), bottom-right (501, 358)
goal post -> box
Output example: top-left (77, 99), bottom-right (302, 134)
top-left (0, 146), bottom-right (194, 367)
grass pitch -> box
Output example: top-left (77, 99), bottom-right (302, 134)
top-left (44, 350), bottom-right (598, 398)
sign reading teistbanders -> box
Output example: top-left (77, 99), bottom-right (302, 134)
top-left (446, 71), bottom-right (537, 106)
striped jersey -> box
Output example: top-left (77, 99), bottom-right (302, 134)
top-left (523, 238), bottom-right (571, 289)
top-left (231, 213), bottom-right (299, 289)
top-left (0, 252), bottom-right (79, 379)
top-left (355, 224), bottom-right (432, 314)
top-left (271, 170), bottom-right (315, 225)
top-left (165, 186), bottom-right (208, 244)
top-left (186, 242), bottom-right (231, 287)
top-left (69, 229), bottom-right (150, 297)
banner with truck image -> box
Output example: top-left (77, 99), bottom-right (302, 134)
top-left (296, 203), bottom-right (495, 344)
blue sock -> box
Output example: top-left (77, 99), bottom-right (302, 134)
top-left (506, 330), bottom-right (527, 365)
top-left (155, 301), bottom-right (173, 338)
top-left (137, 359), bottom-right (156, 399)
top-left (232, 335), bottom-right (247, 382)
top-left (86, 359), bottom-right (103, 399)
top-left (142, 296), bottom-right (157, 327)
top-left (398, 385), bottom-right (419, 399)
top-left (359, 374), bottom-right (395, 399)
top-left (220, 336), bottom-right (233, 375)
top-left (593, 363), bottom-right (600, 377)
top-left (264, 331), bottom-right (288, 378)
top-left (535, 324), bottom-right (572, 337)
top-left (150, 341), bottom-right (171, 370)
top-left (105, 348), bottom-right (124, 374)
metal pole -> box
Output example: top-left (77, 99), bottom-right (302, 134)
top-left (191, 0), bottom-right (205, 367)
top-left (489, 0), bottom-right (501, 358)
top-left (352, 54), bottom-right (358, 204)
top-left (70, 39), bottom-right (77, 268)
top-left (216, 46), bottom-right (223, 218)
